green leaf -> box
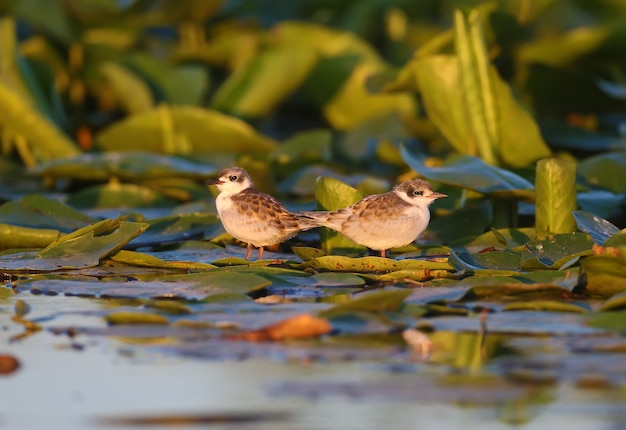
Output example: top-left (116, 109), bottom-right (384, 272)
top-left (314, 176), bottom-right (366, 255)
top-left (454, 9), bottom-right (498, 165)
top-left (578, 151), bottom-right (626, 193)
top-left (599, 291), bottom-right (626, 312)
top-left (66, 183), bottom-right (178, 209)
top-left (105, 312), bottom-right (169, 325)
top-left (520, 233), bottom-right (594, 270)
top-left (503, 300), bottom-right (588, 313)
top-left (123, 55), bottom-right (209, 105)
top-left (0, 79), bottom-right (79, 164)
top-left (0, 221), bottom-right (148, 271)
top-left (212, 47), bottom-right (318, 117)
top-left (535, 158), bottom-right (577, 236)
top-left (319, 289), bottom-right (412, 318)
top-left (110, 250), bottom-right (217, 270)
top-left (0, 194), bottom-right (96, 232)
top-left (98, 62), bottom-right (154, 113)
top-left (95, 106), bottom-right (277, 155)
top-left (401, 149), bottom-right (534, 201)
top-left (31, 151), bottom-right (217, 182)
top-left (0, 224), bottom-right (60, 249)
top-left (581, 255), bottom-right (626, 297)
top-left (587, 310), bottom-right (626, 333)
top-left (573, 210), bottom-right (620, 245)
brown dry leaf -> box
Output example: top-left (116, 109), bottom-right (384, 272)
top-left (228, 314), bottom-right (332, 342)
top-left (0, 354), bottom-right (20, 375)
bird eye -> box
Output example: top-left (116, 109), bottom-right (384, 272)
top-left (412, 190), bottom-right (424, 196)
top-left (229, 175), bottom-right (238, 181)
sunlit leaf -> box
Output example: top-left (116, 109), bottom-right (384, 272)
top-left (95, 106), bottom-right (277, 155)
top-left (0, 79), bottom-right (79, 164)
top-left (535, 158), bottom-right (577, 236)
top-left (0, 224), bottom-right (60, 249)
top-left (212, 47), bottom-right (318, 117)
top-left (98, 62), bottom-right (154, 113)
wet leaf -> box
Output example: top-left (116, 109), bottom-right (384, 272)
top-left (0, 221), bottom-right (148, 271)
top-left (319, 289), bottom-right (412, 318)
top-left (520, 233), bottom-right (595, 270)
top-left (128, 213), bottom-right (222, 249)
top-left (573, 210), bottom-right (620, 245)
top-left (228, 313), bottom-right (332, 341)
top-left (110, 250), bottom-right (216, 270)
top-left (535, 158), bottom-right (577, 236)
top-left (302, 255), bottom-right (454, 273)
top-left (401, 149), bottom-right (534, 201)
top-left (106, 311), bottom-right (169, 325)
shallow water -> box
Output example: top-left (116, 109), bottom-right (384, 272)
top-left (1, 293), bottom-right (625, 430)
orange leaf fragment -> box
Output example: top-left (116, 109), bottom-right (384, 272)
top-left (228, 314), bottom-right (332, 342)
top-left (0, 354), bottom-right (20, 375)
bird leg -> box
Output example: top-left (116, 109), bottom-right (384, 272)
top-left (380, 249), bottom-right (387, 258)
top-left (245, 243), bottom-right (253, 260)
top-left (258, 246), bottom-right (265, 261)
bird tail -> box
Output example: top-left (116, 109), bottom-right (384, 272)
top-left (296, 211), bottom-right (331, 230)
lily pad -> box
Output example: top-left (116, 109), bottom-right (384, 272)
top-left (401, 149), bottom-right (535, 201)
top-left (0, 221), bottom-right (148, 271)
top-left (0, 194), bottom-right (96, 232)
top-left (30, 151), bottom-right (218, 182)
top-left (520, 233), bottom-right (595, 270)
top-left (319, 289), bottom-right (412, 318)
top-left (300, 255), bottom-right (454, 273)
top-left (581, 255), bottom-right (626, 297)
top-left (578, 151), bottom-right (626, 193)
top-left (573, 210), bottom-right (620, 245)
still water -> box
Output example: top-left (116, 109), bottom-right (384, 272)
top-left (0, 294), bottom-right (623, 430)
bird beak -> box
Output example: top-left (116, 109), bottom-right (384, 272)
top-left (206, 178), bottom-right (223, 186)
top-left (430, 192), bottom-right (447, 199)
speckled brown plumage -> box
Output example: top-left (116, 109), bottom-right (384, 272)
top-left (299, 179), bottom-right (446, 257)
top-left (209, 167), bottom-right (315, 260)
